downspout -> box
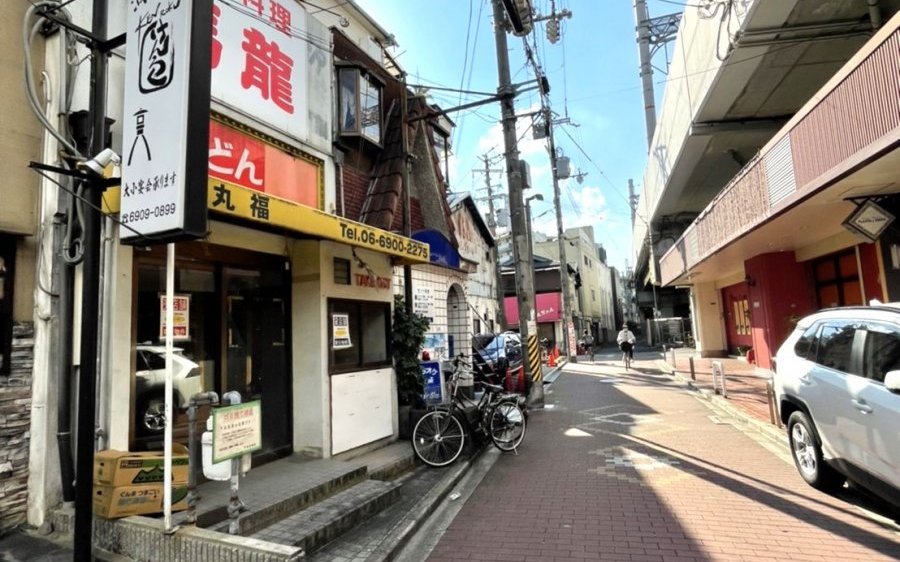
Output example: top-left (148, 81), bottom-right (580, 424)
top-left (868, 0), bottom-right (882, 30)
top-left (401, 76), bottom-right (413, 316)
top-left (96, 214), bottom-right (115, 451)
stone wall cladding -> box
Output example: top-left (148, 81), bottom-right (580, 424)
top-left (0, 322), bottom-right (34, 533)
top-left (93, 516), bottom-right (304, 562)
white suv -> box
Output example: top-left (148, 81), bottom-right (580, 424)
top-left (774, 306), bottom-right (900, 506)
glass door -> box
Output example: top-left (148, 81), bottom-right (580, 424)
top-left (223, 267), bottom-right (292, 462)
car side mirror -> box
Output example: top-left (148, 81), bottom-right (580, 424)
top-left (885, 370), bottom-right (900, 393)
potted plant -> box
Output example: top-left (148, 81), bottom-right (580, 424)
top-left (393, 295), bottom-right (430, 437)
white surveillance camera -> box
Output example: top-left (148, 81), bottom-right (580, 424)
top-left (81, 148), bottom-right (121, 176)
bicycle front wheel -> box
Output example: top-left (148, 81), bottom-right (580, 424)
top-left (412, 410), bottom-right (466, 467)
top-left (488, 401), bottom-right (526, 452)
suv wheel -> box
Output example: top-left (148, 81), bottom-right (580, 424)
top-left (137, 392), bottom-right (167, 435)
top-left (787, 411), bottom-right (844, 491)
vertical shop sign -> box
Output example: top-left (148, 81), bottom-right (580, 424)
top-left (412, 286), bottom-right (434, 321)
top-left (421, 361), bottom-right (444, 405)
top-left (211, 0), bottom-right (308, 140)
top-left (159, 294), bottom-right (190, 341)
top-left (332, 313), bottom-right (352, 349)
top-left (121, 0), bottom-right (213, 244)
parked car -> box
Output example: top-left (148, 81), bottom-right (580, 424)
top-left (135, 345), bottom-right (203, 435)
top-left (774, 305), bottom-right (900, 507)
top-left (472, 332), bottom-right (525, 393)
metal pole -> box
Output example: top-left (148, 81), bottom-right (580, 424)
top-left (186, 391), bottom-right (218, 526)
top-left (492, 0), bottom-right (542, 406)
top-left (547, 112), bottom-right (575, 362)
top-left (401, 76), bottom-right (413, 316)
top-left (634, 0), bottom-right (656, 150)
top-left (164, 243), bottom-right (175, 531)
top-left (482, 156), bottom-right (507, 330)
top-left (74, 1), bottom-right (107, 558)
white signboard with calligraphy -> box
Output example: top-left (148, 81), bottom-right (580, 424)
top-left (211, 0), bottom-right (308, 141)
top-left (413, 286), bottom-right (434, 320)
top-left (212, 400), bottom-right (262, 463)
top-left (121, 0), bottom-right (213, 243)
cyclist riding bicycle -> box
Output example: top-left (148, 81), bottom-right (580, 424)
top-left (616, 324), bottom-right (636, 367)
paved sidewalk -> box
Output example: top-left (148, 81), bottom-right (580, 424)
top-left (426, 359), bottom-right (900, 561)
top-left (658, 348), bottom-right (776, 425)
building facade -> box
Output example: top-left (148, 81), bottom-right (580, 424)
top-left (634, 1), bottom-right (900, 368)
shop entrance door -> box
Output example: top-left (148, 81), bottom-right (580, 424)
top-left (224, 267), bottom-right (292, 463)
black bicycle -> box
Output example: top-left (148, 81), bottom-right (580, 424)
top-left (412, 355), bottom-right (527, 467)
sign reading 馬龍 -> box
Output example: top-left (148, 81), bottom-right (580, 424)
top-left (212, 400), bottom-right (262, 463)
top-left (120, 0), bottom-right (213, 244)
top-left (211, 0), bottom-right (308, 141)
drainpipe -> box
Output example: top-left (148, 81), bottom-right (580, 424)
top-left (868, 0), bottom-right (882, 30)
top-left (54, 212), bottom-right (75, 503)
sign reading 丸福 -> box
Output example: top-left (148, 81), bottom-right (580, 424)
top-left (212, 400), bottom-right (262, 464)
top-left (120, 0), bottom-right (213, 244)
top-left (207, 181), bottom-right (430, 262)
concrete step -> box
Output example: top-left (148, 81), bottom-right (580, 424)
top-left (249, 479), bottom-right (401, 554)
top-left (205, 461), bottom-right (369, 536)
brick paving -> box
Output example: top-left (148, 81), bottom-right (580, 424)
top-left (427, 358), bottom-right (900, 562)
top-left (660, 349), bottom-right (774, 424)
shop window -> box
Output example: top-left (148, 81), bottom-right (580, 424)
top-left (814, 250), bottom-right (861, 307)
top-left (333, 258), bottom-right (351, 285)
top-left (337, 65), bottom-right (382, 144)
top-left (329, 299), bottom-right (390, 373)
top-left (0, 237), bottom-right (13, 376)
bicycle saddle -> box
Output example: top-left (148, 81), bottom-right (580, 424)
top-left (481, 381), bottom-right (504, 394)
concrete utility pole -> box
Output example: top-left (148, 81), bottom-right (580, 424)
top-left (492, 0), bottom-right (542, 406)
top-left (477, 154), bottom-right (507, 330)
top-left (546, 109), bottom-right (577, 362)
top-left (634, 0), bottom-right (656, 150)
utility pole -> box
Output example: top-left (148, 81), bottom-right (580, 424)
top-left (476, 154), bottom-right (507, 330)
top-left (634, 0), bottom-right (655, 150)
top-left (546, 109), bottom-right (576, 362)
top-left (401, 76), bottom-right (413, 316)
top-left (74, 1), bottom-right (108, 558)
top-left (492, 0), bottom-right (542, 406)
top-left (628, 178), bottom-right (638, 228)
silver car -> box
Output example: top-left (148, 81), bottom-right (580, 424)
top-left (774, 306), bottom-right (900, 506)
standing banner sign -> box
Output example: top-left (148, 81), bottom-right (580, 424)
top-left (120, 0), bottom-right (213, 244)
top-left (421, 361), bottom-right (444, 405)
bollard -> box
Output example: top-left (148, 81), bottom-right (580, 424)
top-left (712, 360), bottom-right (727, 398)
top-left (186, 391), bottom-right (219, 526)
top-left (688, 356), bottom-right (695, 381)
top-left (670, 347), bottom-right (676, 367)
top-left (765, 378), bottom-right (781, 427)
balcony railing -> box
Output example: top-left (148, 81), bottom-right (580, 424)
top-left (660, 21), bottom-right (900, 286)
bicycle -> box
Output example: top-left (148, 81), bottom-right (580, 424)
top-left (412, 355), bottom-right (527, 467)
top-left (620, 342), bottom-right (634, 370)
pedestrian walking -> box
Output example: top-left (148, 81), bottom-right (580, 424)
top-left (581, 329), bottom-right (594, 362)
top-left (617, 324), bottom-right (636, 367)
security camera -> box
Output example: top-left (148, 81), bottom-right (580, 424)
top-left (81, 148), bottom-right (121, 176)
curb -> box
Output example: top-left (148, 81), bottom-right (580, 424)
top-left (364, 450), bottom-right (480, 562)
top-left (654, 360), bottom-right (788, 448)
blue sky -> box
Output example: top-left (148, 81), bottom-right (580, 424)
top-left (354, 0), bottom-right (681, 272)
